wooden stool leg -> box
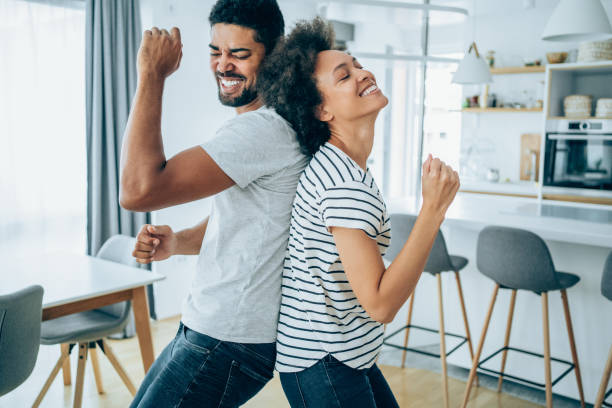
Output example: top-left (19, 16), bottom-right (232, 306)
top-left (101, 339), bottom-right (137, 396)
top-left (73, 342), bottom-right (89, 408)
top-left (455, 271), bottom-right (478, 386)
top-left (437, 274), bottom-right (449, 408)
top-left (32, 347), bottom-right (71, 408)
top-left (461, 284), bottom-right (500, 408)
top-left (560, 289), bottom-right (586, 407)
top-left (61, 343), bottom-right (71, 385)
top-left (542, 292), bottom-right (553, 408)
top-left (89, 344), bottom-right (105, 394)
top-left (497, 289), bottom-right (517, 392)
top-left (595, 345), bottom-right (612, 408)
top-left (401, 289), bottom-right (416, 369)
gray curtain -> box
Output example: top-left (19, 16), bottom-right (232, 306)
top-left (85, 0), bottom-right (156, 325)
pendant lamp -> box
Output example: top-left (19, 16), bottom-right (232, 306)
top-left (542, 0), bottom-right (612, 42)
top-left (452, 42), bottom-right (492, 85)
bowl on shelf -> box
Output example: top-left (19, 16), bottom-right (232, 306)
top-left (546, 52), bottom-right (568, 64)
top-left (596, 98), bottom-right (612, 118)
top-left (564, 94), bottom-right (592, 118)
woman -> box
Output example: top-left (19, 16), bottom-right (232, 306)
top-left (257, 18), bottom-right (460, 407)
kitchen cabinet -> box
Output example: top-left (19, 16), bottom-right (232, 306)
top-left (545, 61), bottom-right (612, 119)
top-left (540, 62), bottom-right (612, 204)
top-left (459, 62), bottom-right (612, 204)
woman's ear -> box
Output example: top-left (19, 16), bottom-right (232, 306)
top-left (315, 104), bottom-right (334, 122)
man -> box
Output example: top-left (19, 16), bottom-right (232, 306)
top-left (120, 0), bottom-right (308, 406)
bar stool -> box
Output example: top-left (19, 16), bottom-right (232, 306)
top-left (461, 226), bottom-right (585, 408)
top-left (595, 251), bottom-right (612, 408)
top-left (382, 214), bottom-right (476, 408)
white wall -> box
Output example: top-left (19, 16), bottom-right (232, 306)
top-left (141, 0), bottom-right (318, 319)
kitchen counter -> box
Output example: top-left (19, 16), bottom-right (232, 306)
top-left (384, 193), bottom-right (612, 404)
top-left (387, 193), bottom-right (612, 247)
top-left (459, 180), bottom-right (539, 197)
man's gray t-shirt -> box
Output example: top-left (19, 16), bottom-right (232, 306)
top-left (181, 107), bottom-right (309, 343)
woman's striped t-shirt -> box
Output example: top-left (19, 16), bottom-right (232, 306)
top-left (276, 142), bottom-right (391, 373)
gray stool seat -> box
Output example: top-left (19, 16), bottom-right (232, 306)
top-left (477, 226), bottom-right (580, 294)
top-left (461, 225), bottom-right (586, 408)
top-left (0, 285), bottom-right (44, 397)
top-left (496, 272), bottom-right (579, 292)
top-left (555, 271), bottom-right (581, 291)
top-left (450, 255), bottom-right (468, 272)
top-left (602, 251), bottom-right (612, 301)
top-left (40, 308), bottom-right (130, 345)
top-left (386, 214), bottom-right (469, 275)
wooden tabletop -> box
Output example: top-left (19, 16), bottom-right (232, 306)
top-left (1, 252), bottom-right (165, 307)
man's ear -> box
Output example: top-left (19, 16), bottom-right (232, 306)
top-left (315, 104), bottom-right (333, 122)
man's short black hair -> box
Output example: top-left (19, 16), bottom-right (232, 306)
top-left (258, 18), bottom-right (335, 156)
top-left (209, 0), bottom-right (284, 55)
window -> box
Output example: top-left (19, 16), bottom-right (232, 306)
top-left (0, 0), bottom-right (86, 258)
top-left (329, 2), bottom-right (467, 201)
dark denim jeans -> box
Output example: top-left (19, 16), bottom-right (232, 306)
top-left (279, 354), bottom-right (399, 408)
top-left (130, 322), bottom-right (276, 408)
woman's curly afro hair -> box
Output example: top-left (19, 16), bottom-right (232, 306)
top-left (257, 17), bottom-right (335, 157)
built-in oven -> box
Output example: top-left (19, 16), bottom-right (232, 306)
top-left (543, 119), bottom-right (612, 192)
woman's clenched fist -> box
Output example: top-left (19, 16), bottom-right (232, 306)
top-left (421, 154), bottom-right (460, 219)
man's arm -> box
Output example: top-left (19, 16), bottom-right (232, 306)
top-left (133, 217), bottom-right (209, 264)
top-left (174, 217), bottom-right (209, 255)
top-left (120, 27), bottom-right (234, 212)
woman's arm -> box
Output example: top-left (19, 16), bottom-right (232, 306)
top-left (331, 157), bottom-right (459, 323)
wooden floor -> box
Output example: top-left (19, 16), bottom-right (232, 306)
top-left (1, 315), bottom-right (542, 407)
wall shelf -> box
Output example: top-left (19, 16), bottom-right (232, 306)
top-left (490, 66), bottom-right (546, 74)
top-left (462, 107), bottom-right (543, 113)
top-left (548, 116), bottom-right (612, 120)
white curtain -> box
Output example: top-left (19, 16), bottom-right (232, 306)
top-left (0, 0), bottom-right (87, 259)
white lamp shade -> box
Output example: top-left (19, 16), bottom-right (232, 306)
top-left (542, 0), bottom-right (612, 42)
top-left (452, 46), bottom-right (492, 85)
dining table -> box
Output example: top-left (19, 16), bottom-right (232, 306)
top-left (1, 252), bottom-right (165, 373)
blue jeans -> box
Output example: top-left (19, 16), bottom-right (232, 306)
top-left (130, 323), bottom-right (276, 408)
top-left (280, 354), bottom-right (399, 408)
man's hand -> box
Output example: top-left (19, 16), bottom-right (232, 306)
top-left (421, 154), bottom-right (460, 219)
top-left (133, 224), bottom-right (177, 264)
top-left (137, 26), bottom-right (183, 81)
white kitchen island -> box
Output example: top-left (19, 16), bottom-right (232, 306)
top-left (384, 193), bottom-right (612, 404)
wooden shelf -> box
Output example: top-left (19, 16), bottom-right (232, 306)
top-left (548, 116), bottom-right (612, 120)
top-left (462, 107), bottom-right (543, 113)
top-left (490, 66), bottom-right (546, 74)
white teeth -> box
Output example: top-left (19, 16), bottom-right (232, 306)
top-left (221, 79), bottom-right (241, 87)
top-left (361, 84), bottom-right (377, 97)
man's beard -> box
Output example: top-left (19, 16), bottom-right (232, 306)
top-left (216, 75), bottom-right (259, 107)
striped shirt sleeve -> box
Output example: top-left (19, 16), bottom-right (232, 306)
top-left (319, 180), bottom-right (384, 238)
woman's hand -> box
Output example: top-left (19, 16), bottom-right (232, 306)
top-left (421, 154), bottom-right (460, 220)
